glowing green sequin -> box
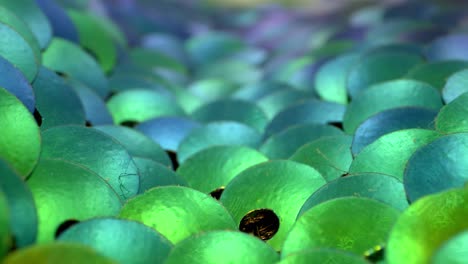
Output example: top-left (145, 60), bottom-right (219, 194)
top-left (0, 87), bottom-right (41, 178)
top-left (220, 160), bottom-right (326, 250)
top-left (177, 145), bottom-right (268, 193)
top-left (436, 92), bottom-right (468, 134)
top-left (165, 231), bottom-right (279, 264)
top-left (68, 10), bottom-right (117, 73)
top-left (386, 188), bottom-right (468, 264)
top-left (290, 135), bottom-right (353, 181)
top-left (349, 129), bottom-right (441, 180)
top-left (282, 197), bottom-right (399, 257)
top-left (57, 218), bottom-right (173, 264)
top-left (343, 79), bottom-right (442, 133)
top-left (27, 159), bottom-right (122, 243)
top-left (119, 186), bottom-right (236, 244)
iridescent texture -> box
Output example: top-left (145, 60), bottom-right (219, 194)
top-left (119, 186), bottom-right (236, 244)
top-left (0, 6), bottom-right (41, 74)
top-left (264, 99), bottom-right (346, 137)
top-left (95, 125), bottom-right (171, 168)
top-left (0, 87), bottom-right (41, 178)
top-left (315, 53), bottom-right (358, 104)
top-left (347, 50), bottom-right (423, 97)
top-left (68, 10), bottom-right (117, 73)
top-left (343, 79), bottom-right (442, 133)
top-left (260, 124), bottom-right (343, 159)
top-left (106, 89), bottom-right (185, 125)
top-left (135, 117), bottom-right (201, 152)
top-left (282, 197), bottom-right (399, 257)
top-left (165, 231), bottom-right (279, 264)
top-left (406, 60), bottom-right (468, 91)
top-left (404, 133), bottom-right (468, 202)
top-left (349, 129), bottom-right (440, 180)
top-left (57, 218), bottom-right (173, 264)
top-left (0, 160), bottom-right (37, 247)
top-left (436, 92), bottom-right (468, 134)
top-left (290, 135), bottom-right (353, 181)
top-left (386, 188), bottom-right (468, 264)
top-left (351, 107), bottom-right (438, 155)
top-left (299, 173), bottom-right (408, 214)
top-left (133, 157), bottom-right (187, 193)
top-left (177, 121), bottom-right (262, 164)
top-left (32, 67), bottom-right (86, 130)
top-left (191, 99), bottom-right (268, 132)
top-left (40, 125), bottom-right (140, 200)
top-left (0, 21), bottom-right (38, 81)
top-left (27, 159), bottom-right (122, 243)
top-left (177, 145), bottom-right (268, 193)
top-left (0, 0), bottom-right (52, 49)
top-left (220, 160), bottom-right (326, 250)
top-left (442, 69), bottom-right (468, 103)
top-left (42, 38), bottom-right (109, 98)
top-left (0, 56), bottom-right (35, 113)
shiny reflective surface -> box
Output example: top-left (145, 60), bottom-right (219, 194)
top-left (40, 125), bottom-right (140, 200)
top-left (107, 89), bottom-right (185, 125)
top-left (42, 38), bottom-right (109, 98)
top-left (68, 10), bottom-right (117, 73)
top-left (436, 92), bottom-right (468, 134)
top-left (290, 135), bottom-right (353, 181)
top-left (0, 0), bottom-right (52, 49)
top-left (299, 173), bottom-right (408, 215)
top-left (386, 188), bottom-right (468, 264)
top-left (0, 160), bottom-right (37, 247)
top-left (315, 53), bottom-right (358, 104)
top-left (260, 124), bottom-right (343, 159)
top-left (119, 186), bottom-right (236, 244)
top-left (177, 121), bottom-right (262, 164)
top-left (57, 218), bottom-right (173, 264)
top-left (68, 79), bottom-right (113, 126)
top-left (32, 67), bottom-right (86, 130)
top-left (135, 117), bottom-right (201, 152)
top-left (406, 60), bottom-right (468, 90)
top-left (191, 99), bottom-right (268, 132)
top-left (177, 145), bottom-right (268, 193)
top-left (95, 125), bottom-right (171, 168)
top-left (282, 197), bottom-right (400, 257)
top-left (442, 69), bottom-right (468, 103)
top-left (27, 159), bottom-right (122, 243)
top-left (404, 133), bottom-right (468, 202)
top-left (343, 79), bottom-right (442, 133)
top-left (220, 160), bottom-right (326, 250)
top-left (264, 99), bottom-right (346, 137)
top-left (0, 56), bottom-right (35, 113)
top-left (165, 231), bottom-right (279, 264)
top-left (351, 107), bottom-right (438, 155)
top-left (349, 129), bottom-right (440, 180)
top-left (257, 88), bottom-right (311, 120)
top-left (133, 157), bottom-right (187, 193)
top-left (0, 87), bottom-right (41, 178)
top-left (347, 50), bottom-right (423, 97)
top-left (0, 21), bottom-right (38, 82)
top-left (425, 34), bottom-right (468, 62)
